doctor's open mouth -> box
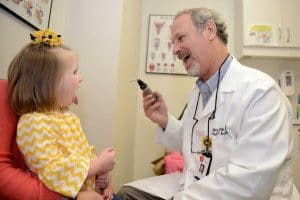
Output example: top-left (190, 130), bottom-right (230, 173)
top-left (178, 51), bottom-right (191, 64)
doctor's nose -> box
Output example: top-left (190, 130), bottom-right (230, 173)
top-left (172, 43), bottom-right (180, 56)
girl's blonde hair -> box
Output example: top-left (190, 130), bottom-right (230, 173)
top-left (8, 43), bottom-right (71, 115)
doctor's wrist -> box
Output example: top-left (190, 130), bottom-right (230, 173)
top-left (158, 116), bottom-right (168, 130)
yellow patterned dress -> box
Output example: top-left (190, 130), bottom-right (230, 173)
top-left (16, 112), bottom-right (96, 198)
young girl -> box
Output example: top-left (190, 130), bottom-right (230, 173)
top-left (7, 29), bottom-right (116, 199)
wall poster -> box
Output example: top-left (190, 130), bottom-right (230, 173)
top-left (145, 15), bottom-right (187, 75)
top-left (0, 0), bottom-right (53, 30)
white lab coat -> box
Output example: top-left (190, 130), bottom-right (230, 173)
top-left (125, 58), bottom-right (300, 200)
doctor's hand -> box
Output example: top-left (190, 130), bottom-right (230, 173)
top-left (143, 91), bottom-right (168, 129)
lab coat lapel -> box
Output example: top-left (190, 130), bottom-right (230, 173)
top-left (200, 89), bottom-right (224, 119)
top-left (199, 58), bottom-right (238, 119)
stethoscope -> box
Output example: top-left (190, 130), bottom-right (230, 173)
top-left (190, 54), bottom-right (230, 175)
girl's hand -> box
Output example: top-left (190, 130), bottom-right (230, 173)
top-left (96, 172), bottom-right (110, 188)
top-left (103, 185), bottom-right (113, 200)
top-left (98, 147), bottom-right (116, 173)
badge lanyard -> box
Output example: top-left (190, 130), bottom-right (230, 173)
top-left (191, 54), bottom-right (230, 177)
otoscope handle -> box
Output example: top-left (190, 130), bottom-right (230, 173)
top-left (137, 79), bottom-right (157, 100)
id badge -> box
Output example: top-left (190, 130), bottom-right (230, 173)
top-left (198, 151), bottom-right (212, 179)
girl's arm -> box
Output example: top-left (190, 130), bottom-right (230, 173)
top-left (88, 147), bottom-right (116, 178)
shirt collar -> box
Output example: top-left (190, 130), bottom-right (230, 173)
top-left (196, 55), bottom-right (233, 93)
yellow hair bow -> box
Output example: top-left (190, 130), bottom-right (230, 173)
top-left (30, 29), bottom-right (63, 47)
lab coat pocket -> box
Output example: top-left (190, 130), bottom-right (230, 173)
top-left (212, 121), bottom-right (236, 167)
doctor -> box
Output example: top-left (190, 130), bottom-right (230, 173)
top-left (118, 8), bottom-right (299, 200)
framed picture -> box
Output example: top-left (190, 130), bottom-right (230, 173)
top-left (145, 15), bottom-right (187, 75)
top-left (0, 0), bottom-right (53, 30)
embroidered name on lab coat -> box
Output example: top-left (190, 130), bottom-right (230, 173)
top-left (211, 126), bottom-right (230, 137)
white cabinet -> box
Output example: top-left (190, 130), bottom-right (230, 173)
top-left (234, 0), bottom-right (300, 58)
top-left (282, 0), bottom-right (300, 47)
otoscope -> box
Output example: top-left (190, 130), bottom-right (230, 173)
top-left (137, 79), bottom-right (157, 101)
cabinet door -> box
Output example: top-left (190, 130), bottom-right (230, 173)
top-left (282, 0), bottom-right (300, 47)
top-left (243, 0), bottom-right (283, 46)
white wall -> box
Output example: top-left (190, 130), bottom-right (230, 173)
top-left (132, 0), bottom-right (235, 180)
top-left (0, 0), bottom-right (65, 79)
top-left (113, 0), bottom-right (142, 190)
top-left (63, 0), bottom-right (123, 151)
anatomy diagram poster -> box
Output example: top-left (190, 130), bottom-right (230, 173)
top-left (146, 15), bottom-right (187, 75)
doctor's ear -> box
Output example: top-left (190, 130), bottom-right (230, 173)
top-left (204, 20), bottom-right (217, 41)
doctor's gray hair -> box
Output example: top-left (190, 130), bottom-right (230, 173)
top-left (175, 8), bottom-right (228, 45)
